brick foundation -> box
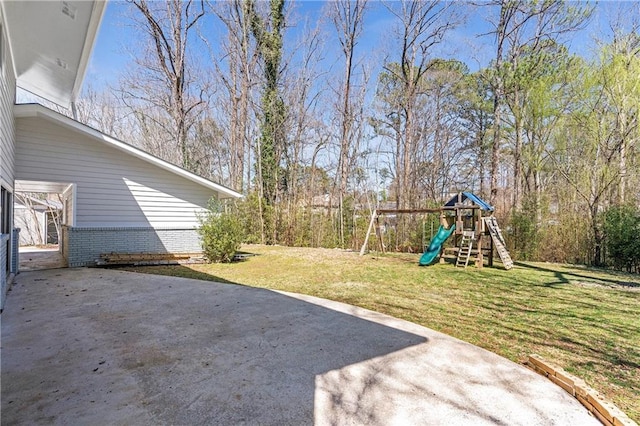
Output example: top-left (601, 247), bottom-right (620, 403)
top-left (1, 233), bottom-right (8, 310)
top-left (11, 228), bottom-right (19, 274)
top-left (62, 226), bottom-right (202, 267)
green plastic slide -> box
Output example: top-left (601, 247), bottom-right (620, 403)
top-left (419, 224), bottom-right (456, 266)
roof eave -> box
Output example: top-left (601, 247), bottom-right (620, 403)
top-left (2, 0), bottom-right (107, 108)
top-left (14, 104), bottom-right (243, 199)
top-left (71, 1), bottom-right (107, 103)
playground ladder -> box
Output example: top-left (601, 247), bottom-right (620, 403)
top-left (456, 231), bottom-right (474, 268)
top-left (483, 217), bottom-right (514, 270)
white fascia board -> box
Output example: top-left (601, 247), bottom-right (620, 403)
top-left (14, 104), bottom-right (243, 199)
top-left (1, 0), bottom-right (19, 87)
top-left (72, 1), bottom-right (107, 103)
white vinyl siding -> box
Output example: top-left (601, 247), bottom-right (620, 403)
top-left (15, 117), bottom-right (216, 228)
top-left (1, 13), bottom-right (16, 307)
top-left (0, 16), bottom-right (16, 189)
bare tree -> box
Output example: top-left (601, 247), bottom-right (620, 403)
top-left (210, 0), bottom-right (260, 191)
top-left (280, 16), bottom-right (328, 244)
top-left (416, 60), bottom-right (469, 202)
top-left (15, 193), bottom-right (44, 246)
top-left (74, 84), bottom-right (135, 142)
top-left (380, 0), bottom-right (458, 209)
top-left (328, 0), bottom-right (368, 246)
top-left (122, 0), bottom-right (207, 172)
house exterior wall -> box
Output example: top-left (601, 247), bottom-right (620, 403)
top-left (0, 233), bottom-right (8, 309)
top-left (1, 10), bottom-right (17, 310)
top-left (0, 11), bottom-right (16, 188)
top-left (14, 113), bottom-right (233, 265)
top-left (15, 116), bottom-right (215, 228)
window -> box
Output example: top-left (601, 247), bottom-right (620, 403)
top-left (0, 187), bottom-right (9, 234)
top-left (1, 187), bottom-right (11, 273)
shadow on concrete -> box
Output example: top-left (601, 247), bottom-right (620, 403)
top-left (113, 264), bottom-right (238, 285)
top-left (1, 268), bottom-right (425, 424)
top-left (1, 268), bottom-right (599, 425)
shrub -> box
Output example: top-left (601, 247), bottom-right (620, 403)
top-left (235, 193), bottom-right (263, 244)
top-left (602, 205), bottom-right (640, 272)
top-left (198, 201), bottom-right (244, 263)
top-left (509, 207), bottom-right (538, 261)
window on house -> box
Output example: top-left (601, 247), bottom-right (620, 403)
top-left (1, 187), bottom-right (11, 273)
top-left (0, 187), bottom-right (9, 235)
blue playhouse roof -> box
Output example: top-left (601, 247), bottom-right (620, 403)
top-left (444, 192), bottom-right (494, 212)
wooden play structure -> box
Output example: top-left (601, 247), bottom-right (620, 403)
top-left (359, 192), bottom-right (513, 270)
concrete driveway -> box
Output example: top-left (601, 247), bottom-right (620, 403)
top-left (1, 268), bottom-right (598, 425)
top-left (18, 246), bottom-right (66, 271)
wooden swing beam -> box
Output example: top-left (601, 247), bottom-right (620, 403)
top-left (375, 208), bottom-right (443, 214)
top-left (359, 205), bottom-right (483, 256)
top-left (359, 208), bottom-right (449, 256)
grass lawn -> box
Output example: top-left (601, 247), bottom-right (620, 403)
top-left (120, 244), bottom-right (640, 421)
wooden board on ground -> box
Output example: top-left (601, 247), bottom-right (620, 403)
top-left (97, 252), bottom-right (204, 266)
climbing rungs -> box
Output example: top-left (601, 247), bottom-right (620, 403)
top-left (456, 232), bottom-right (474, 268)
top-left (483, 217), bottom-right (514, 270)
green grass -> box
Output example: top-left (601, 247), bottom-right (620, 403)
top-left (120, 245), bottom-right (640, 421)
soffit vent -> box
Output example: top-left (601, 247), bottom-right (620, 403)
top-left (61, 1), bottom-right (77, 20)
top-left (56, 58), bottom-right (69, 70)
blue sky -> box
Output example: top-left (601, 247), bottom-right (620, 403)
top-left (85, 1), bottom-right (624, 94)
top-left (86, 1), bottom-right (481, 87)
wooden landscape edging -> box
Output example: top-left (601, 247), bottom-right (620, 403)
top-left (525, 354), bottom-right (638, 426)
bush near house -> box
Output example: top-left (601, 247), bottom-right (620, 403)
top-left (198, 201), bottom-right (244, 263)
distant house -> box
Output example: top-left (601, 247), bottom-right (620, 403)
top-left (14, 194), bottom-right (62, 246)
top-left (0, 1), bottom-right (241, 309)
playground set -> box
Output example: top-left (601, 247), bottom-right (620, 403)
top-left (359, 192), bottom-right (513, 270)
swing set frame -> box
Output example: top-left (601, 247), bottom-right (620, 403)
top-left (359, 203), bottom-right (493, 268)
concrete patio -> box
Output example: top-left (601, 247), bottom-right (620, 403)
top-left (1, 268), bottom-right (598, 425)
top-left (18, 246), bottom-right (66, 271)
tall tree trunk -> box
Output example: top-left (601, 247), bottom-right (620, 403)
top-left (331, 0), bottom-right (367, 247)
top-left (512, 91), bottom-right (523, 211)
top-left (618, 110), bottom-right (628, 204)
top-left (489, 2), bottom-right (509, 206)
top-left (249, 0), bottom-right (286, 244)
